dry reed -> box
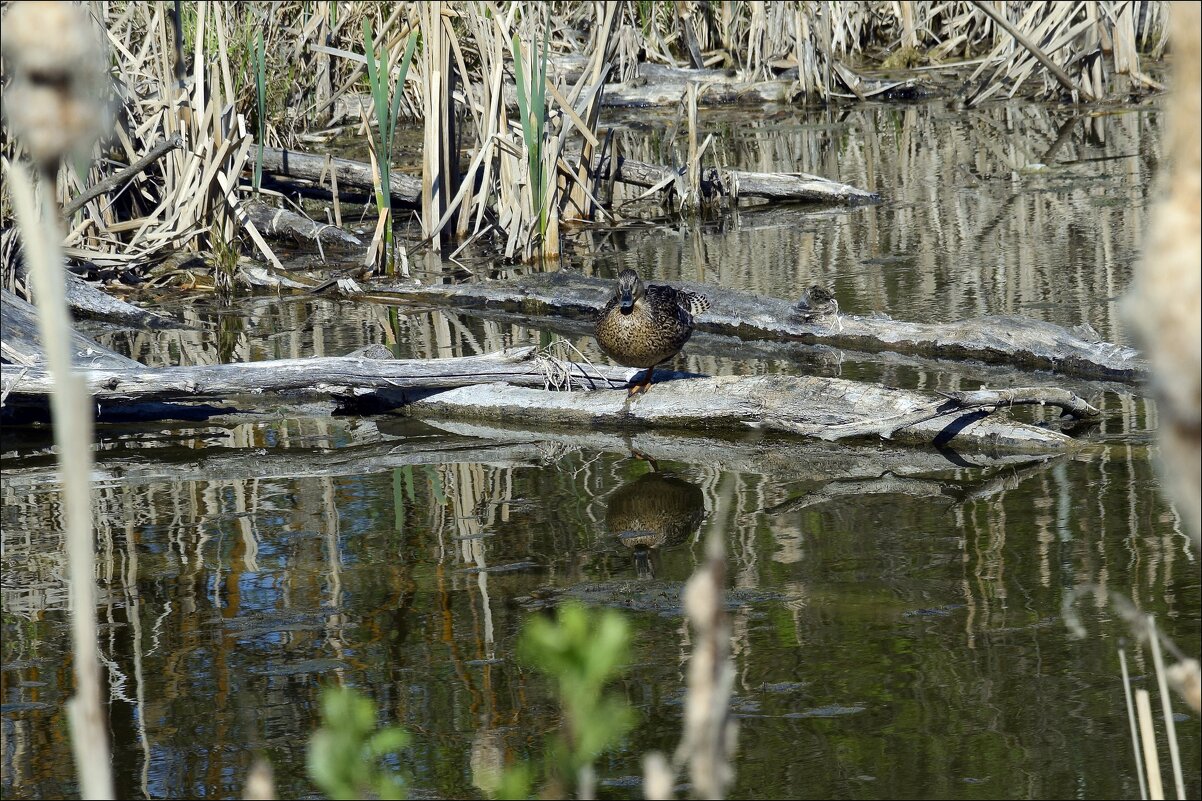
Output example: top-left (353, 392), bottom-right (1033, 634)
top-left (0, 1), bottom-right (1175, 277)
top-left (1, 4), bottom-right (115, 798)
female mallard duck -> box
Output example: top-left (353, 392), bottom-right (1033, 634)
top-left (594, 269), bottom-right (710, 396)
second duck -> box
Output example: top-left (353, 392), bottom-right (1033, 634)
top-left (595, 268), bottom-right (710, 396)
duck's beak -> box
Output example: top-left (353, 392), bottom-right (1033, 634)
top-left (620, 290), bottom-right (634, 312)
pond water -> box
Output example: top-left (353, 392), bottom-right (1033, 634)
top-left (3, 99), bottom-right (1199, 799)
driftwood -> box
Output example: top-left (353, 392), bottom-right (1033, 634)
top-left (330, 58), bottom-right (921, 117)
top-left (257, 147), bottom-right (424, 208)
top-left (242, 199), bottom-right (361, 249)
top-left (363, 272), bottom-right (1145, 383)
top-left (579, 150), bottom-right (880, 204)
top-left (406, 373), bottom-right (1090, 452)
top-left (0, 341), bottom-right (1091, 451)
top-left (0, 429), bottom-right (550, 491)
top-left (0, 288), bottom-right (139, 369)
top-left (255, 146), bottom-right (876, 208)
top-left (425, 419), bottom-right (1057, 477)
top-left (8, 252), bottom-right (178, 329)
top-left (0, 346), bottom-right (631, 404)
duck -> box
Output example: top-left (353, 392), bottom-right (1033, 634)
top-left (594, 268), bottom-right (710, 396)
top-left (793, 285), bottom-right (838, 321)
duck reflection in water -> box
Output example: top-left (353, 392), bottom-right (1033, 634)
top-left (606, 472), bottom-right (706, 579)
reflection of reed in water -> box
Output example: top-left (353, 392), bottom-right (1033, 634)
top-left (606, 472), bottom-right (705, 578)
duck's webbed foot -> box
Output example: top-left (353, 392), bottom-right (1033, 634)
top-left (626, 369), bottom-right (655, 397)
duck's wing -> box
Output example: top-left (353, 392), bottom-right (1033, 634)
top-left (675, 289), bottom-right (711, 318)
top-left (644, 284), bottom-right (710, 324)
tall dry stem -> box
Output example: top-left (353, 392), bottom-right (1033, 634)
top-left (1125, 1), bottom-right (1201, 545)
top-left (1, 3), bottom-right (113, 796)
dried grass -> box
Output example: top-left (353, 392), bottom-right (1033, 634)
top-left (0, 1), bottom-right (1175, 276)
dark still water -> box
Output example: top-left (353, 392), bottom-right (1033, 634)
top-left (3, 99), bottom-right (1198, 799)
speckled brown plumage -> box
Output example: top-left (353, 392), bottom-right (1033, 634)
top-left (594, 269), bottom-right (710, 394)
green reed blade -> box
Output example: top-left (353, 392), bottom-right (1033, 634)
top-left (254, 29), bottom-right (266, 193)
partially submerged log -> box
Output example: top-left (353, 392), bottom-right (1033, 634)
top-left (8, 257), bottom-right (178, 330)
top-left (0, 429), bottom-right (549, 491)
top-left (255, 146), bottom-right (877, 208)
top-left (425, 419), bottom-right (1058, 477)
top-left (581, 151), bottom-right (880, 204)
top-left (407, 374), bottom-right (1090, 452)
top-left (363, 272), bottom-right (1145, 383)
top-left (1, 416), bottom-right (1056, 492)
top-left (0, 346), bottom-right (631, 405)
top-left (0, 342), bottom-right (1091, 452)
top-left (242, 199), bottom-right (361, 249)
top-left (1, 288), bottom-right (139, 369)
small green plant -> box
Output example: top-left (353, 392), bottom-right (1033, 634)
top-left (307, 686), bottom-right (411, 800)
top-left (516, 602), bottom-right (635, 797)
top-left (362, 20), bottom-right (417, 274)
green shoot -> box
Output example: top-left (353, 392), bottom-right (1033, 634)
top-left (516, 603), bottom-right (634, 796)
top-left (362, 19), bottom-right (417, 275)
top-left (307, 686), bottom-right (411, 800)
top-left (511, 22), bottom-right (551, 247)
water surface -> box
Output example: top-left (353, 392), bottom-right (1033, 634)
top-left (3, 99), bottom-right (1198, 800)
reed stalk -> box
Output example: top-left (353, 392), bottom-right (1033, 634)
top-left (7, 163), bottom-right (113, 800)
top-left (253, 28), bottom-right (266, 193)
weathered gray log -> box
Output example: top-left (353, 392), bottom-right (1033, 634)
top-left (0, 347), bottom-right (632, 403)
top-left (580, 152), bottom-right (880, 204)
top-left (407, 375), bottom-right (1083, 452)
top-left (9, 257), bottom-right (178, 330)
top-left (255, 146), bottom-right (877, 208)
top-left (257, 147), bottom-right (424, 208)
top-left (767, 386), bottom-right (1098, 441)
top-left (363, 272), bottom-right (1145, 383)
top-left (242, 199), bottom-right (361, 249)
top-left (1, 288), bottom-right (140, 369)
top-left (59, 271), bottom-right (178, 328)
top-left (1, 339), bottom-right (1089, 451)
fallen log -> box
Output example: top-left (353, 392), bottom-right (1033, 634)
top-left (582, 152), bottom-right (880, 204)
top-left (255, 146), bottom-right (876, 208)
top-left (242, 199), bottom-right (361, 249)
top-left (1, 288), bottom-right (140, 369)
top-left (362, 272), bottom-right (1145, 383)
top-left (0, 431), bottom-right (547, 491)
top-left (257, 147), bottom-right (424, 208)
top-left (1, 342), bottom-right (1090, 451)
top-left (425, 419), bottom-right (1058, 476)
top-left (8, 258), bottom-right (178, 330)
top-left (406, 374), bottom-right (1090, 452)
top-left (0, 346), bottom-right (632, 404)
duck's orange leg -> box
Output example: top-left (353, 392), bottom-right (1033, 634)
top-left (627, 368), bottom-right (655, 397)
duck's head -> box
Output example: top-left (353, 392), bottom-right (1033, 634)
top-left (616, 269), bottom-right (644, 313)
